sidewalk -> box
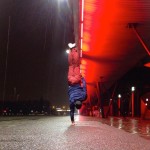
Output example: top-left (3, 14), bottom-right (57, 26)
top-left (0, 115), bottom-right (150, 150)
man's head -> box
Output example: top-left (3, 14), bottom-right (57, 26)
top-left (75, 101), bottom-right (82, 109)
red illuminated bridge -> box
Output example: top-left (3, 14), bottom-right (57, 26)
top-left (71, 0), bottom-right (150, 118)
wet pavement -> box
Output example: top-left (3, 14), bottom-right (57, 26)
top-left (0, 115), bottom-right (150, 150)
top-left (99, 117), bottom-right (150, 140)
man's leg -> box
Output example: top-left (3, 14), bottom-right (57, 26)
top-left (70, 102), bottom-right (75, 125)
top-left (68, 66), bottom-right (81, 85)
top-left (68, 48), bottom-right (80, 66)
top-left (68, 48), bottom-right (81, 85)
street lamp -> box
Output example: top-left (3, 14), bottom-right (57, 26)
top-left (131, 86), bottom-right (135, 92)
top-left (131, 86), bottom-right (135, 117)
top-left (118, 94), bottom-right (121, 116)
top-left (118, 94), bottom-right (121, 98)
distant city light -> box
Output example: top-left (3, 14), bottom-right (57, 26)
top-left (146, 98), bottom-right (148, 102)
top-left (57, 109), bottom-right (63, 112)
top-left (56, 107), bottom-right (70, 112)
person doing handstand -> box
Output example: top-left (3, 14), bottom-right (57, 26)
top-left (67, 43), bottom-right (87, 125)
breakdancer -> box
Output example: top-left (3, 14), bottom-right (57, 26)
top-left (67, 43), bottom-right (87, 125)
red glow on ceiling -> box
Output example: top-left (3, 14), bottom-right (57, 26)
top-left (80, 0), bottom-right (119, 94)
top-left (83, 0), bottom-right (117, 54)
top-left (79, 0), bottom-right (150, 100)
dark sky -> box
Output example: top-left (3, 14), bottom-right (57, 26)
top-left (0, 0), bottom-right (75, 106)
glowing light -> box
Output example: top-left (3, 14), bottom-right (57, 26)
top-left (131, 86), bottom-right (135, 92)
top-left (83, 32), bottom-right (91, 42)
top-left (81, 23), bottom-right (83, 38)
top-left (66, 49), bottom-right (70, 54)
top-left (81, 0), bottom-right (84, 21)
top-left (57, 109), bottom-right (63, 112)
top-left (118, 94), bottom-right (121, 98)
top-left (81, 59), bottom-right (87, 65)
top-left (82, 43), bottom-right (90, 51)
top-left (84, 4), bottom-right (96, 13)
top-left (146, 98), bottom-right (148, 102)
top-left (81, 39), bottom-right (83, 49)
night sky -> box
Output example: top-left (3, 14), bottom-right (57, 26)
top-left (0, 0), bottom-right (74, 106)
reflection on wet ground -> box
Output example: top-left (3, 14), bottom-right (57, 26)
top-left (99, 117), bottom-right (150, 140)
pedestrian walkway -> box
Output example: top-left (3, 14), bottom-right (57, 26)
top-left (0, 115), bottom-right (150, 150)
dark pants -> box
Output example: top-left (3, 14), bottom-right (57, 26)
top-left (70, 102), bottom-right (75, 122)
